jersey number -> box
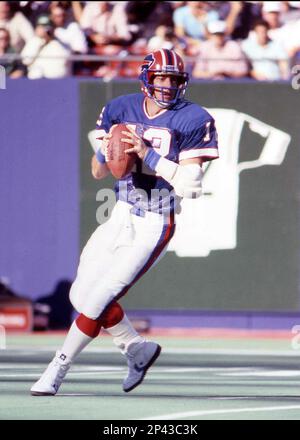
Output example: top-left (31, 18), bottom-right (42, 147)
top-left (127, 124), bottom-right (171, 175)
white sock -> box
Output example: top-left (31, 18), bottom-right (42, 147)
top-left (105, 314), bottom-right (145, 354)
top-left (59, 320), bottom-right (93, 362)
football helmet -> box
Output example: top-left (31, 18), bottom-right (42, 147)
top-left (139, 49), bottom-right (189, 108)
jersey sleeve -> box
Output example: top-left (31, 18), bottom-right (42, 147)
top-left (178, 117), bottom-right (219, 162)
top-left (95, 104), bottom-right (112, 138)
top-left (88, 104), bottom-right (113, 153)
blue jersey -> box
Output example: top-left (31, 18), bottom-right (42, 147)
top-left (96, 93), bottom-right (219, 215)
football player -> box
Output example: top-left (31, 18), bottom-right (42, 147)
top-left (30, 49), bottom-right (219, 396)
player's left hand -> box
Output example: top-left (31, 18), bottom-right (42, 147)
top-left (122, 126), bottom-right (149, 160)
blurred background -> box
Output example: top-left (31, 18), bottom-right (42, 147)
top-left (0, 0), bottom-right (300, 335)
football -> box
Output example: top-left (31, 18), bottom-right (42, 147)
top-left (106, 124), bottom-right (137, 179)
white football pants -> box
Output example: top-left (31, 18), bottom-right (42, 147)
top-left (69, 201), bottom-right (175, 319)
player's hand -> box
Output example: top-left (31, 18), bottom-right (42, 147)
top-left (101, 132), bottom-right (112, 162)
top-left (122, 126), bottom-right (149, 160)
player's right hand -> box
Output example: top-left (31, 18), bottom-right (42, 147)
top-left (123, 126), bottom-right (149, 160)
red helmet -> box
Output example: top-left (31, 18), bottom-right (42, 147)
top-left (139, 49), bottom-right (189, 108)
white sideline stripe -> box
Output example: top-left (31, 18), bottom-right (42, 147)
top-left (0, 371), bottom-right (124, 378)
top-left (0, 365), bottom-right (121, 371)
top-left (0, 364), bottom-right (293, 374)
top-left (219, 370), bottom-right (300, 377)
top-left (58, 393), bottom-right (99, 397)
top-left (2, 365), bottom-right (299, 379)
top-left (1, 366), bottom-right (297, 377)
top-left (7, 346), bottom-right (300, 357)
top-left (67, 347), bottom-right (300, 357)
top-left (161, 348), bottom-right (299, 357)
top-left (150, 367), bottom-right (265, 374)
top-left (140, 405), bottom-right (300, 420)
top-left (211, 397), bottom-right (254, 400)
top-left (0, 374), bottom-right (45, 377)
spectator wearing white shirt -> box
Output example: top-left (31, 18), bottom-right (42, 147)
top-left (193, 20), bottom-right (248, 80)
top-left (50, 4), bottom-right (88, 54)
top-left (0, 27), bottom-right (26, 78)
top-left (248, 2), bottom-right (300, 59)
top-left (262, 2), bottom-right (284, 30)
top-left (0, 1), bottom-right (34, 51)
top-left (260, 0), bottom-right (300, 58)
top-left (281, 1), bottom-right (300, 23)
top-left (79, 1), bottom-right (131, 48)
top-left (21, 15), bottom-right (71, 79)
top-left (268, 18), bottom-right (300, 60)
top-left (242, 19), bottom-right (289, 80)
top-left (147, 25), bottom-right (186, 55)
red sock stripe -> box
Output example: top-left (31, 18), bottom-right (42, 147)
top-left (101, 302), bottom-right (125, 329)
top-left (75, 313), bottom-right (102, 338)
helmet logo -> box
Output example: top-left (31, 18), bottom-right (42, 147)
top-left (141, 54), bottom-right (154, 71)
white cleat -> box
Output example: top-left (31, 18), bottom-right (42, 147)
top-left (30, 351), bottom-right (71, 396)
top-left (123, 341), bottom-right (161, 393)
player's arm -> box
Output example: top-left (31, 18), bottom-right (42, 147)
top-left (90, 131), bottom-right (112, 180)
top-left (90, 104), bottom-right (115, 180)
top-left (151, 154), bottom-right (204, 199)
top-left (91, 154), bottom-right (110, 180)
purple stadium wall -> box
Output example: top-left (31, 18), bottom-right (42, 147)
top-left (0, 79), bottom-right (79, 300)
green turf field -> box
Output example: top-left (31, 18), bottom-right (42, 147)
top-left (1, 332), bottom-right (300, 420)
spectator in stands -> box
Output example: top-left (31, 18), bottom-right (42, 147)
top-left (124, 1), bottom-right (174, 40)
top-left (147, 25), bottom-right (186, 55)
top-left (73, 2), bottom-right (135, 79)
top-left (284, 18), bottom-right (300, 64)
top-left (281, 1), bottom-right (300, 23)
top-left (17, 1), bottom-right (52, 26)
top-left (21, 15), bottom-right (71, 79)
top-left (174, 1), bottom-right (219, 41)
top-left (0, 1), bottom-right (34, 51)
top-left (262, 2), bottom-right (284, 30)
top-left (268, 15), bottom-right (300, 62)
top-left (0, 27), bottom-right (26, 78)
top-left (77, 1), bottom-right (132, 49)
top-left (49, 3), bottom-right (87, 54)
top-left (169, 1), bottom-right (186, 11)
top-left (242, 19), bottom-right (289, 80)
top-left (173, 1), bottom-right (219, 54)
top-left (223, 1), bottom-right (262, 40)
top-left (193, 20), bottom-right (248, 79)
top-left (261, 2), bottom-right (300, 61)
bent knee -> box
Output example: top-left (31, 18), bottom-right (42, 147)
top-left (69, 281), bottom-right (82, 312)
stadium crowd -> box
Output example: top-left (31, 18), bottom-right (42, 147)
top-left (0, 1), bottom-right (299, 81)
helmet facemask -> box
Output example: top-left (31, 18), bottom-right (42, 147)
top-left (141, 71), bottom-right (189, 108)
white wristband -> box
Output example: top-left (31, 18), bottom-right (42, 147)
top-left (88, 129), bottom-right (106, 153)
top-left (144, 148), bottom-right (178, 181)
top-left (143, 149), bottom-right (203, 198)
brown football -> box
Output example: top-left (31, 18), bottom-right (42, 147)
top-left (106, 124), bottom-right (137, 179)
